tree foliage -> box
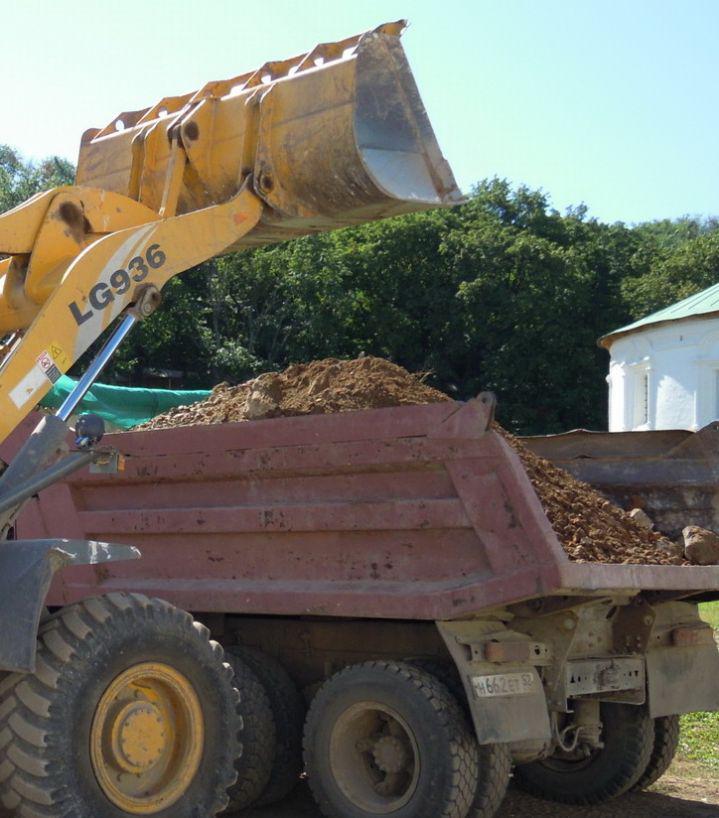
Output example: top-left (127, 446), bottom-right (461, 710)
top-left (0, 146), bottom-right (74, 212)
top-left (2, 145), bottom-right (718, 434)
top-left (621, 229), bottom-right (719, 315)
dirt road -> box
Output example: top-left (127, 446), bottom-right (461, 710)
top-left (0, 776), bottom-right (712, 817)
top-left (0, 766), bottom-right (712, 817)
top-left (246, 769), bottom-right (719, 818)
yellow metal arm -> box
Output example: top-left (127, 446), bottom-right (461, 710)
top-left (0, 20), bottom-right (461, 447)
top-left (0, 185), bottom-right (263, 444)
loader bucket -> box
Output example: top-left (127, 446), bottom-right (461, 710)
top-left (75, 21), bottom-right (463, 248)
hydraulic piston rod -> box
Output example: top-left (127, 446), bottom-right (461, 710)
top-left (55, 314), bottom-right (137, 421)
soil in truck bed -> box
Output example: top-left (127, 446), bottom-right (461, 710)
top-left (136, 356), bottom-right (683, 566)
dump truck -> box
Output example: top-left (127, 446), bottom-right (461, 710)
top-left (3, 393), bottom-right (719, 818)
top-left (523, 423), bottom-right (719, 540)
top-left (0, 21), bottom-right (465, 818)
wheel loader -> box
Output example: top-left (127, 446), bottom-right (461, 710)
top-left (0, 21), bottom-right (462, 817)
top-left (2, 18), bottom-right (717, 818)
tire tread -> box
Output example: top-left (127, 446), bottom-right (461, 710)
top-left (0, 593), bottom-right (240, 817)
top-left (229, 645), bottom-right (305, 808)
top-left (633, 715), bottom-right (680, 790)
top-left (304, 659), bottom-right (479, 818)
top-left (224, 651), bottom-right (275, 812)
top-left (514, 703), bottom-right (654, 805)
top-left (403, 658), bottom-right (511, 818)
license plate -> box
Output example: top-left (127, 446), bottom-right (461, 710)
top-left (471, 672), bottom-right (536, 698)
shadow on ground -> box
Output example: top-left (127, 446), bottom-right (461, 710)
top-left (0, 773), bottom-right (712, 817)
top-left (245, 780), bottom-right (719, 818)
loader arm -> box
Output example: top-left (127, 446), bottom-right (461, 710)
top-left (0, 20), bottom-right (461, 446)
top-left (0, 186), bottom-right (263, 444)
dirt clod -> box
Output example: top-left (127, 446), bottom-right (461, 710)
top-left (137, 356), bottom-right (686, 566)
top-left (628, 508), bottom-right (654, 530)
top-left (682, 525), bottom-right (719, 565)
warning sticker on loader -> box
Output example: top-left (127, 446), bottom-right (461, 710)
top-left (37, 350), bottom-right (62, 384)
top-left (49, 340), bottom-right (69, 370)
top-left (7, 339), bottom-right (69, 408)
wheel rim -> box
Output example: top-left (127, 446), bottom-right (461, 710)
top-left (90, 662), bottom-right (204, 814)
top-left (329, 701), bottom-right (420, 814)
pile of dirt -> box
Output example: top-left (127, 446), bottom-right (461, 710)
top-left (136, 357), bottom-right (451, 430)
top-left (137, 356), bottom-right (684, 566)
top-left (497, 427), bottom-right (684, 565)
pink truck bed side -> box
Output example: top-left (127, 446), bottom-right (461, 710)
top-left (4, 398), bottom-right (719, 619)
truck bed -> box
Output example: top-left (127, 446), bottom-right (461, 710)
top-left (523, 425), bottom-right (719, 540)
top-left (5, 399), bottom-right (719, 619)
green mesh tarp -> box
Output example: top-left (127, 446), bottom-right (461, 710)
top-left (39, 376), bottom-right (211, 430)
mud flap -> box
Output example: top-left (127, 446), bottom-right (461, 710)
top-left (437, 621), bottom-right (551, 745)
top-left (647, 643), bottom-right (719, 717)
top-left (0, 539), bottom-right (139, 673)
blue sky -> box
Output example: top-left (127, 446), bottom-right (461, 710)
top-left (4, 0), bottom-right (717, 224)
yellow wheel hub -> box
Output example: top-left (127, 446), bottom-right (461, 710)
top-left (90, 663), bottom-right (204, 814)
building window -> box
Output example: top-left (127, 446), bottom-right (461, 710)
top-left (714, 370), bottom-right (719, 419)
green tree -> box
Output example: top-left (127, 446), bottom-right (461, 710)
top-left (6, 139), bottom-right (719, 435)
top-left (0, 145), bottom-right (74, 213)
top-left (621, 229), bottom-right (719, 317)
top-left (107, 178), bottom-right (655, 432)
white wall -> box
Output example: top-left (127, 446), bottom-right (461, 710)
top-left (606, 316), bottom-right (719, 431)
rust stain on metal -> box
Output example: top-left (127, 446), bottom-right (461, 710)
top-left (57, 201), bottom-right (91, 242)
top-left (94, 564), bottom-right (110, 583)
top-left (183, 121), bottom-right (200, 141)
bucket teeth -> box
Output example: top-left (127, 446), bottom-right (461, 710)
top-left (96, 20), bottom-right (411, 129)
top-left (76, 21), bottom-right (462, 246)
top-left (0, 22), bottom-right (462, 336)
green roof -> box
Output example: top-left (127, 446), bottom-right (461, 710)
top-left (600, 281), bottom-right (719, 348)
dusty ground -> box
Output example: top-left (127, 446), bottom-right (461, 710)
top-left (0, 765), bottom-right (710, 818)
top-left (0, 766), bottom-right (712, 818)
top-left (246, 763), bottom-right (718, 817)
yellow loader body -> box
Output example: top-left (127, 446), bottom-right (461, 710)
top-left (0, 21), bottom-right (461, 446)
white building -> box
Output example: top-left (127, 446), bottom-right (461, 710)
top-left (601, 284), bottom-right (719, 431)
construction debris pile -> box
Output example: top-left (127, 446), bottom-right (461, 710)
top-left (138, 356), bottom-right (686, 566)
top-left (136, 357), bottom-right (451, 429)
top-left (498, 427), bottom-right (684, 565)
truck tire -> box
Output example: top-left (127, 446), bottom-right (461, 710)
top-left (228, 645), bottom-right (305, 806)
top-left (223, 651), bottom-right (276, 811)
top-left (404, 658), bottom-right (511, 818)
top-left (304, 660), bottom-right (479, 818)
top-left (633, 714), bottom-right (680, 790)
top-left (513, 702), bottom-right (654, 805)
top-left (0, 593), bottom-right (241, 818)
top-left (404, 658), bottom-right (465, 705)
